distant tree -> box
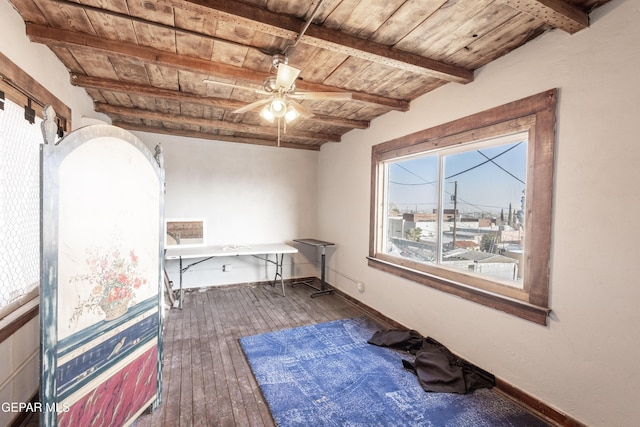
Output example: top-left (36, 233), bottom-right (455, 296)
top-left (481, 233), bottom-right (498, 253)
top-left (406, 227), bottom-right (422, 242)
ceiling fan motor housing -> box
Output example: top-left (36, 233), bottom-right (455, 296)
top-left (271, 54), bottom-right (288, 69)
top-left (263, 76), bottom-right (295, 93)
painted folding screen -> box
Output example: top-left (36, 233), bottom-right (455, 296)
top-left (40, 124), bottom-right (164, 426)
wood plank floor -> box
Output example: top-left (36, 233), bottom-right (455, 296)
top-left (134, 282), bottom-right (393, 427)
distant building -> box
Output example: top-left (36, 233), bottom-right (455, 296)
top-left (442, 249), bottom-right (520, 282)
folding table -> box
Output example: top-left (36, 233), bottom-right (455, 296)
top-left (165, 243), bottom-right (298, 308)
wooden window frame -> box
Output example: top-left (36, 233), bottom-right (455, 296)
top-left (368, 89), bottom-right (557, 325)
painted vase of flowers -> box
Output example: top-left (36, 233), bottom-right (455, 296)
top-left (70, 247), bottom-right (148, 325)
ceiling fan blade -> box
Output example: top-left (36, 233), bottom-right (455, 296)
top-left (232, 98), bottom-right (272, 114)
top-left (276, 63), bottom-right (301, 91)
top-left (203, 79), bottom-right (270, 95)
top-left (286, 99), bottom-right (314, 119)
top-left (289, 91), bottom-right (352, 101)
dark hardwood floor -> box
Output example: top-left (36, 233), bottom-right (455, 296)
top-left (135, 281), bottom-right (392, 427)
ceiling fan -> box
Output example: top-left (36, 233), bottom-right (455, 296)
top-left (203, 54), bottom-right (352, 126)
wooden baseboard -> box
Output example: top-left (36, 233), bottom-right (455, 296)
top-left (329, 286), bottom-right (405, 329)
top-left (493, 379), bottom-right (586, 427)
top-left (329, 283), bottom-right (585, 427)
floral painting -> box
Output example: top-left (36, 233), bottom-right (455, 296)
top-left (56, 137), bottom-right (160, 340)
top-left (69, 246), bottom-right (149, 326)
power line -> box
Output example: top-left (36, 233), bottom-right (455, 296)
top-left (390, 180), bottom-right (431, 186)
top-left (445, 142), bottom-right (523, 180)
top-left (394, 163), bottom-right (437, 186)
top-left (391, 142), bottom-right (525, 186)
top-left (476, 145), bottom-right (525, 184)
top-left (389, 142), bottom-right (525, 216)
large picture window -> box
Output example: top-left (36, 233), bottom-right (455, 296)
top-left (369, 90), bottom-right (557, 325)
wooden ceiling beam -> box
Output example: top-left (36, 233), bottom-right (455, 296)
top-left (501, 0), bottom-right (589, 34)
top-left (71, 73), bottom-right (370, 129)
top-left (26, 23), bottom-right (407, 111)
top-left (178, 0), bottom-right (473, 83)
top-left (114, 121), bottom-right (321, 151)
top-left (94, 102), bottom-right (342, 142)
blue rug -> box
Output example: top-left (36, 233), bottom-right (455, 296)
top-left (239, 317), bottom-right (550, 427)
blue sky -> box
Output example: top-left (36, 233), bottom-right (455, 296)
top-left (388, 140), bottom-right (527, 216)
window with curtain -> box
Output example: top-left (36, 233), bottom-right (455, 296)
top-left (0, 53), bottom-right (70, 322)
top-left (0, 97), bottom-right (42, 315)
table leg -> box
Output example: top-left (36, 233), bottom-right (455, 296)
top-left (273, 253), bottom-right (285, 297)
top-left (311, 246), bottom-right (334, 298)
top-left (292, 245), bottom-right (334, 298)
top-left (164, 267), bottom-right (175, 306)
top-left (179, 256), bottom-right (184, 310)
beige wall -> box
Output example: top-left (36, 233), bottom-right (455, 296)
top-left (317, 0), bottom-right (640, 425)
top-left (0, 304), bottom-right (39, 427)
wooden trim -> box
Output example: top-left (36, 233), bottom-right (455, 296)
top-left (375, 115), bottom-right (537, 163)
top-left (373, 90), bottom-right (557, 155)
top-left (0, 52), bottom-right (71, 131)
top-left (0, 299), bottom-right (39, 344)
top-left (374, 252), bottom-right (530, 301)
top-left (329, 286), bottom-right (406, 330)
top-left (367, 257), bottom-right (550, 325)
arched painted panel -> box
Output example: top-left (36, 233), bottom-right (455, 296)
top-left (40, 124), bottom-right (164, 427)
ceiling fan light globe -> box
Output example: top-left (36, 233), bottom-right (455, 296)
top-left (260, 106), bottom-right (275, 123)
top-left (270, 99), bottom-right (287, 117)
top-left (285, 105), bottom-right (299, 123)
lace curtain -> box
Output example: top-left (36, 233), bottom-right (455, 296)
top-left (0, 98), bottom-right (42, 312)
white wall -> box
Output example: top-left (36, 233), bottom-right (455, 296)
top-left (317, 0), bottom-right (640, 426)
top-left (135, 132), bottom-right (320, 288)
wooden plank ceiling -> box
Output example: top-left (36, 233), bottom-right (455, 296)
top-left (8, 0), bottom-right (610, 150)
